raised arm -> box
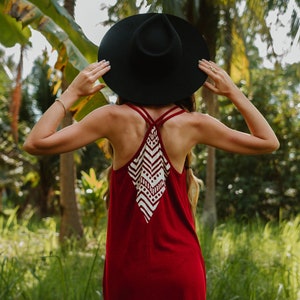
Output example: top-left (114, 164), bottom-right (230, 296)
top-left (196, 59), bottom-right (279, 154)
top-left (23, 60), bottom-right (111, 155)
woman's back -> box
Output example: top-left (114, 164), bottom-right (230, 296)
top-left (108, 103), bottom-right (196, 172)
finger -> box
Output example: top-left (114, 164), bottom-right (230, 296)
top-left (91, 83), bottom-right (106, 94)
top-left (203, 81), bottom-right (218, 93)
top-left (84, 60), bottom-right (108, 76)
top-left (94, 63), bottom-right (111, 79)
top-left (88, 60), bottom-right (109, 75)
top-left (89, 61), bottom-right (111, 81)
top-left (85, 61), bottom-right (102, 72)
top-left (198, 59), bottom-right (218, 75)
top-left (199, 59), bottom-right (214, 68)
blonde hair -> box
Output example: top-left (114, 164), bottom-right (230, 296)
top-left (104, 95), bottom-right (203, 215)
top-left (184, 151), bottom-right (203, 216)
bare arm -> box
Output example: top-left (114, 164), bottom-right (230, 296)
top-left (196, 60), bottom-right (279, 154)
top-left (23, 60), bottom-right (111, 155)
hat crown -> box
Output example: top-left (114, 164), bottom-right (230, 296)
top-left (130, 14), bottom-right (182, 77)
top-left (98, 13), bottom-right (210, 105)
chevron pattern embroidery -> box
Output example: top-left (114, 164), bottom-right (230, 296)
top-left (128, 126), bottom-right (171, 223)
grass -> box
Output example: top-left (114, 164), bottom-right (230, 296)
top-left (0, 208), bottom-right (299, 300)
top-left (0, 208), bottom-right (105, 300)
top-left (200, 217), bottom-right (300, 300)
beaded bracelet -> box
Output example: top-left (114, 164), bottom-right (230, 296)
top-left (55, 98), bottom-right (67, 116)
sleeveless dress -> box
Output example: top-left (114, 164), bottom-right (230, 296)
top-left (103, 104), bottom-right (206, 300)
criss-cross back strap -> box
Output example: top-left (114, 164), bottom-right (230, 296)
top-left (126, 103), bottom-right (185, 126)
top-left (126, 103), bottom-right (155, 125)
top-left (155, 107), bottom-right (186, 126)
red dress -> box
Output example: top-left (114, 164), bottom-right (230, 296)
top-left (103, 104), bottom-right (206, 299)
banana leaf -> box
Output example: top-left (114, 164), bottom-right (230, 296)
top-left (0, 1), bottom-right (31, 46)
top-left (4, 0), bottom-right (108, 121)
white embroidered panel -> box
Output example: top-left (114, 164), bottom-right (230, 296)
top-left (128, 126), bottom-right (170, 223)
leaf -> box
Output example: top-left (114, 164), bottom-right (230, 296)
top-left (71, 92), bottom-right (108, 121)
top-left (30, 0), bottom-right (97, 63)
top-left (5, 0), bottom-right (109, 141)
top-left (0, 2), bottom-right (31, 47)
top-left (5, 0), bottom-right (100, 77)
top-left (81, 168), bottom-right (103, 190)
top-left (230, 24), bottom-right (250, 85)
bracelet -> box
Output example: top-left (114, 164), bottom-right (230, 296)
top-left (55, 98), bottom-right (67, 116)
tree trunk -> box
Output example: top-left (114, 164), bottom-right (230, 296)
top-left (10, 46), bottom-right (23, 143)
top-left (195, 0), bottom-right (220, 229)
top-left (59, 111), bottom-right (83, 242)
top-left (201, 88), bottom-right (218, 229)
top-left (59, 0), bottom-right (83, 242)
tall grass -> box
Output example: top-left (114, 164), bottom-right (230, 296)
top-left (199, 217), bottom-right (300, 300)
top-left (0, 208), bottom-right (105, 300)
top-left (0, 208), bottom-right (299, 299)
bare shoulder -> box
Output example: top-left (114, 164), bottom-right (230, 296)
top-left (189, 111), bottom-right (217, 122)
top-left (182, 111), bottom-right (225, 145)
top-left (86, 103), bottom-right (131, 127)
top-left (84, 103), bottom-right (141, 139)
top-left (185, 111), bottom-right (219, 129)
top-left (92, 103), bottom-right (135, 120)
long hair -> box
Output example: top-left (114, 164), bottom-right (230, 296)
top-left (104, 96), bottom-right (202, 215)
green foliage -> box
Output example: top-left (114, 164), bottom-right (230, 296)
top-left (0, 208), bottom-right (106, 300)
top-left (200, 216), bottom-right (300, 300)
top-left (0, 1), bottom-right (31, 47)
top-left (0, 91), bottom-right (37, 210)
top-left (78, 168), bottom-right (108, 228)
top-left (1, 209), bottom-right (299, 299)
top-left (3, 0), bottom-right (108, 126)
top-left (213, 63), bottom-right (300, 221)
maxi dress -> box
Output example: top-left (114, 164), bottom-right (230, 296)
top-left (103, 104), bottom-right (206, 300)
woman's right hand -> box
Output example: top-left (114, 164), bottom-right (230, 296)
top-left (198, 59), bottom-right (238, 98)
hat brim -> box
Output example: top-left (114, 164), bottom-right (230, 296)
top-left (98, 13), bottom-right (210, 105)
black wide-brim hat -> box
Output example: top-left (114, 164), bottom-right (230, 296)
top-left (98, 13), bottom-right (210, 105)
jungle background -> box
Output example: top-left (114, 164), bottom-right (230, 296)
top-left (0, 0), bottom-right (299, 299)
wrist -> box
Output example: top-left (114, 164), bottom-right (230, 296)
top-left (59, 87), bottom-right (79, 109)
top-left (226, 86), bottom-right (246, 101)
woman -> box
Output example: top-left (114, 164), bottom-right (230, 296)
top-left (24, 13), bottom-right (279, 300)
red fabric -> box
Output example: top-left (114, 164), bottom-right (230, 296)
top-left (103, 105), bottom-right (206, 299)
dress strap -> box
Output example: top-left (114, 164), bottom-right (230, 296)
top-left (126, 103), bottom-right (155, 125)
top-left (126, 103), bottom-right (185, 126)
top-left (155, 107), bottom-right (185, 127)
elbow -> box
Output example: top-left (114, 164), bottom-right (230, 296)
top-left (264, 138), bottom-right (280, 153)
top-left (271, 134), bottom-right (280, 152)
top-left (23, 139), bottom-right (41, 155)
top-left (272, 140), bottom-right (280, 152)
top-left (273, 139), bottom-right (280, 151)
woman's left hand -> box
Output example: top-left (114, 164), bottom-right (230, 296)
top-left (67, 60), bottom-right (111, 98)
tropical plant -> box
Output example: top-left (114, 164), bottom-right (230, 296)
top-left (0, 49), bottom-right (37, 213)
top-left (1, 0), bottom-right (108, 122)
top-left (215, 62), bottom-right (300, 221)
top-left (78, 168), bottom-right (107, 228)
top-left (1, 0), bottom-right (108, 241)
